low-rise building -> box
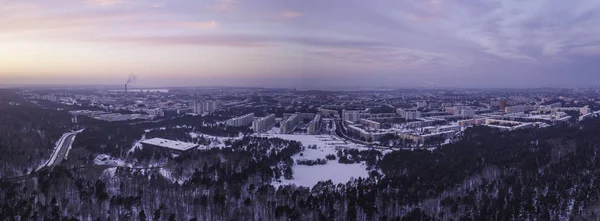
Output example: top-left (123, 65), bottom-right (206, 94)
top-left (141, 138), bottom-right (199, 153)
top-left (359, 118), bottom-right (381, 129)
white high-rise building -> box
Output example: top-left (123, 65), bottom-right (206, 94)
top-left (193, 101), bottom-right (205, 114)
top-left (252, 114), bottom-right (276, 133)
top-left (226, 113), bottom-right (255, 127)
top-left (205, 100), bottom-right (220, 113)
top-left (281, 114), bottom-right (300, 133)
top-left (308, 114), bottom-right (322, 135)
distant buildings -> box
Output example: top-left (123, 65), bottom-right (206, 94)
top-left (398, 131), bottom-right (455, 144)
top-left (177, 108), bottom-right (193, 115)
top-left (318, 108), bottom-right (339, 117)
top-left (226, 113), bottom-right (255, 127)
top-left (359, 118), bottom-right (381, 129)
top-left (193, 101), bottom-right (205, 114)
top-left (397, 109), bottom-right (422, 120)
top-left (205, 100), bottom-right (220, 113)
top-left (346, 124), bottom-right (391, 142)
top-left (193, 100), bottom-right (221, 114)
top-left (252, 114), bottom-right (276, 133)
top-left (458, 118), bottom-right (487, 127)
top-left (499, 99), bottom-right (508, 111)
top-left (505, 105), bottom-right (533, 113)
top-left (483, 119), bottom-right (535, 131)
top-left (581, 106), bottom-right (591, 115)
top-left (460, 108), bottom-right (476, 118)
top-left (342, 110), bottom-right (361, 122)
top-left (548, 102), bottom-right (563, 108)
top-left (280, 113), bottom-right (317, 134)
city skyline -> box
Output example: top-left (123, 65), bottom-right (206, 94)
top-left (2, 0), bottom-right (600, 88)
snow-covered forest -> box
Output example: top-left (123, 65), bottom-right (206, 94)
top-left (3, 90), bottom-right (600, 220)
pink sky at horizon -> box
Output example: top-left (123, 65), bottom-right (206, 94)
top-left (2, 0), bottom-right (600, 88)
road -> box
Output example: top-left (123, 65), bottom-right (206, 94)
top-left (49, 133), bottom-right (77, 167)
top-left (40, 130), bottom-right (81, 169)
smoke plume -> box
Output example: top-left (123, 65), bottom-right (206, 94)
top-left (126, 74), bottom-right (137, 84)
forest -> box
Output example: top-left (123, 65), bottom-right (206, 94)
top-left (4, 90), bottom-right (600, 220)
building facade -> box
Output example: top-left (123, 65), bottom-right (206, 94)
top-left (226, 113), bottom-right (255, 127)
top-left (252, 114), bottom-right (276, 133)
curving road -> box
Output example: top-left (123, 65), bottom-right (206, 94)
top-left (40, 130), bottom-right (82, 169)
top-left (49, 133), bottom-right (77, 166)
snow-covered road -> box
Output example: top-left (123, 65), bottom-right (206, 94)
top-left (38, 129), bottom-right (83, 170)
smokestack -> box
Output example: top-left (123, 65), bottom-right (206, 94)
top-left (124, 74), bottom-right (136, 95)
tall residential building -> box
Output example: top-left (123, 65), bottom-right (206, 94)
top-left (308, 114), bottom-right (322, 135)
top-left (280, 114), bottom-right (300, 134)
top-left (193, 101), bottom-right (205, 114)
top-left (225, 113), bottom-right (255, 127)
top-left (252, 114), bottom-right (276, 133)
top-left (205, 100), bottom-right (220, 113)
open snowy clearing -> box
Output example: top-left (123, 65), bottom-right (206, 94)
top-left (260, 134), bottom-right (373, 187)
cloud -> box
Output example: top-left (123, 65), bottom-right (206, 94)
top-left (177, 21), bottom-right (219, 29)
top-left (86, 0), bottom-right (123, 6)
top-left (281, 11), bottom-right (302, 19)
top-left (3, 0), bottom-right (600, 87)
top-left (205, 0), bottom-right (237, 12)
top-left (101, 35), bottom-right (272, 48)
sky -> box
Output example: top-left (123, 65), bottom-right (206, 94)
top-left (1, 0), bottom-right (600, 89)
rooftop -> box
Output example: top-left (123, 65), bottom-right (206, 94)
top-left (140, 138), bottom-right (199, 151)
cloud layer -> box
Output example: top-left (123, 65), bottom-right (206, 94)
top-left (1, 0), bottom-right (600, 88)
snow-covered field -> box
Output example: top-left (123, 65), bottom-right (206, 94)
top-left (260, 134), bottom-right (373, 187)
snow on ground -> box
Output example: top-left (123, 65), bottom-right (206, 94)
top-left (275, 162), bottom-right (369, 187)
top-left (128, 133), bottom-right (146, 153)
top-left (65, 129), bottom-right (84, 159)
top-left (158, 168), bottom-right (187, 184)
top-left (260, 134), bottom-right (373, 187)
top-left (102, 167), bottom-right (117, 178)
top-left (189, 132), bottom-right (243, 149)
top-left (94, 154), bottom-right (129, 167)
top-left (264, 127), bottom-right (281, 134)
top-left (261, 134), bottom-right (367, 150)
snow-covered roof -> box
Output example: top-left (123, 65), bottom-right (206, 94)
top-left (140, 138), bottom-right (198, 151)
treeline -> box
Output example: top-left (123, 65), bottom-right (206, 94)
top-left (7, 87), bottom-right (600, 220)
top-left (0, 90), bottom-right (73, 177)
